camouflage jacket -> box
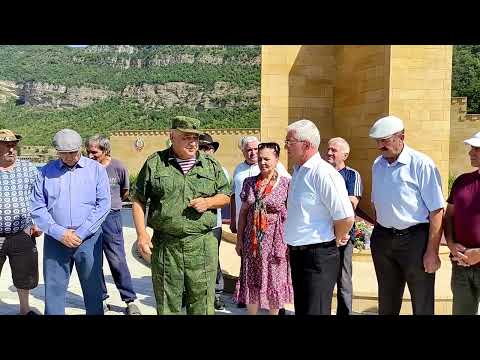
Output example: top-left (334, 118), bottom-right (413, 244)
top-left (134, 148), bottom-right (230, 238)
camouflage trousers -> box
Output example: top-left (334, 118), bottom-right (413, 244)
top-left (151, 231), bottom-right (218, 315)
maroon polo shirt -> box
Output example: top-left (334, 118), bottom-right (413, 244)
top-left (447, 170), bottom-right (480, 248)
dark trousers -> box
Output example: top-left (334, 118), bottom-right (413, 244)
top-left (289, 240), bottom-right (340, 315)
top-left (43, 230), bottom-right (103, 315)
top-left (100, 210), bottom-right (137, 303)
top-left (212, 227), bottom-right (224, 294)
top-left (370, 223), bottom-right (434, 315)
top-left (336, 240), bottom-right (353, 315)
top-left (451, 263), bottom-right (480, 315)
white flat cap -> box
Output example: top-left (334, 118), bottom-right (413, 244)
top-left (369, 116), bottom-right (405, 139)
top-left (53, 129), bottom-right (82, 152)
top-left (464, 131), bottom-right (480, 147)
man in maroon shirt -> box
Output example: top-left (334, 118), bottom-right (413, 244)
top-left (445, 131), bottom-right (480, 315)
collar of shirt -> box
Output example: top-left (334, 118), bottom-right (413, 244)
top-left (380, 144), bottom-right (412, 167)
top-left (56, 155), bottom-right (88, 170)
top-left (293, 151), bottom-right (320, 173)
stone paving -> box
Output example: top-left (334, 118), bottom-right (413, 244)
top-left (0, 224), bottom-right (295, 315)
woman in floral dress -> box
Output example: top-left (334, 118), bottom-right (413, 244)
top-left (234, 142), bottom-right (293, 315)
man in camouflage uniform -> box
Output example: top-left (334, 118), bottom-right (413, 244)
top-left (132, 116), bottom-right (230, 315)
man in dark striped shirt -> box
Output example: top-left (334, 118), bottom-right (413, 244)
top-left (326, 137), bottom-right (363, 315)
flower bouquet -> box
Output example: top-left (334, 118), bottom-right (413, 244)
top-left (353, 221), bottom-right (374, 251)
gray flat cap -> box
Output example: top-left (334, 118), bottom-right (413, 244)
top-left (53, 129), bottom-right (82, 152)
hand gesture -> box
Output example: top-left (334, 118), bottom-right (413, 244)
top-left (229, 222), bottom-right (237, 234)
top-left (189, 198), bottom-right (209, 213)
top-left (61, 229), bottom-right (82, 248)
top-left (30, 224), bottom-right (43, 238)
top-left (235, 239), bottom-right (243, 257)
top-left (137, 232), bottom-right (153, 262)
top-left (336, 234), bottom-right (350, 247)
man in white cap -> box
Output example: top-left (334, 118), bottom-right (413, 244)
top-left (31, 129), bottom-right (111, 315)
top-left (369, 116), bottom-right (444, 315)
top-left (444, 131), bottom-right (480, 314)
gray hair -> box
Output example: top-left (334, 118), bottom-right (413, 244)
top-left (85, 134), bottom-right (111, 156)
top-left (238, 135), bottom-right (259, 150)
top-left (328, 137), bottom-right (350, 154)
top-left (287, 119), bottom-right (321, 149)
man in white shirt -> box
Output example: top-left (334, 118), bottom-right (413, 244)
top-left (285, 120), bottom-right (355, 315)
top-left (369, 115), bottom-right (444, 315)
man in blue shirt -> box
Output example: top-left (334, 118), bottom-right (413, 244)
top-left (325, 137), bottom-right (363, 315)
top-left (31, 129), bottom-right (111, 315)
top-left (369, 116), bottom-right (444, 315)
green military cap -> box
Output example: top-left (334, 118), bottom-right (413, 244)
top-left (171, 116), bottom-right (203, 135)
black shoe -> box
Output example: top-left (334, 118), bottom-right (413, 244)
top-left (25, 310), bottom-right (40, 315)
top-left (278, 308), bottom-right (286, 316)
top-left (214, 295), bottom-right (225, 310)
top-left (126, 302), bottom-right (142, 315)
top-left (237, 302), bottom-right (246, 309)
top-left (103, 300), bottom-right (111, 313)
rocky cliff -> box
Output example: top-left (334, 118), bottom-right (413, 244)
top-left (13, 79), bottom-right (258, 110)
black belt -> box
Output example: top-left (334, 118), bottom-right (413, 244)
top-left (375, 223), bottom-right (428, 236)
top-left (288, 239), bottom-right (336, 251)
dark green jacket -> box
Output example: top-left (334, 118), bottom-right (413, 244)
top-left (134, 148), bottom-right (231, 238)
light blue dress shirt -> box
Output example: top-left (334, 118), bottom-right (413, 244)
top-left (371, 144), bottom-right (444, 230)
top-left (30, 156), bottom-right (111, 241)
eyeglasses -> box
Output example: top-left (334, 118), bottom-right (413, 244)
top-left (284, 140), bottom-right (304, 146)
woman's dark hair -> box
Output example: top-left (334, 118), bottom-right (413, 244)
top-left (258, 142), bottom-right (280, 157)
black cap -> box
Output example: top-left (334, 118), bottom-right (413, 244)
top-left (199, 133), bottom-right (219, 152)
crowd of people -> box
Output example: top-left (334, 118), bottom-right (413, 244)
top-left (0, 113), bottom-right (479, 315)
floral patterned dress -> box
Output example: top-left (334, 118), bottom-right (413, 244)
top-left (234, 175), bottom-right (293, 310)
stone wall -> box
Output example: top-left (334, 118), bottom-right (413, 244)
top-left (388, 45), bottom-right (452, 199)
top-left (110, 128), bottom-right (260, 177)
top-left (450, 97), bottom-right (480, 178)
top-left (261, 45), bottom-right (453, 217)
top-left (334, 46), bottom-right (390, 213)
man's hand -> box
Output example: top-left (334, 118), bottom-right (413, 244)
top-left (137, 232), bottom-right (153, 262)
top-left (61, 229), bottom-right (82, 248)
top-left (235, 238), bottom-right (243, 257)
top-left (456, 248), bottom-right (480, 266)
top-left (423, 249), bottom-right (441, 273)
top-left (189, 198), bottom-right (210, 213)
top-left (30, 224), bottom-right (43, 238)
top-left (447, 241), bottom-right (466, 258)
top-left (336, 234), bottom-right (350, 247)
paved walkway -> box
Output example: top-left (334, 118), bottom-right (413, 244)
top-left (0, 226), bottom-right (295, 315)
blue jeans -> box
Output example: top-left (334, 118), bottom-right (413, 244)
top-left (100, 210), bottom-right (137, 303)
top-left (43, 230), bottom-right (103, 315)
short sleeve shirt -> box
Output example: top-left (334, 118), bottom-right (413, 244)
top-left (0, 160), bottom-right (38, 234)
top-left (285, 153), bottom-right (354, 246)
top-left (371, 144), bottom-right (444, 230)
top-left (106, 158), bottom-right (129, 210)
top-left (338, 166), bottom-right (363, 240)
top-left (447, 171), bottom-right (480, 248)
